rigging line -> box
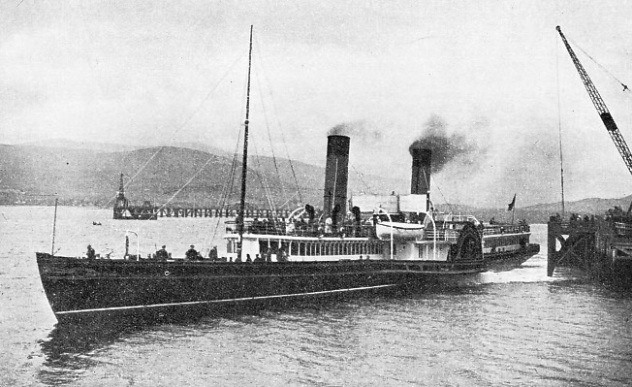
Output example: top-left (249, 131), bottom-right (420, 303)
top-left (208, 129), bottom-right (244, 246)
top-left (568, 36), bottom-right (630, 93)
top-left (432, 180), bottom-right (454, 214)
top-left (207, 130), bottom-right (244, 246)
top-left (250, 141), bottom-right (277, 213)
top-left (350, 165), bottom-right (372, 192)
top-left (161, 127), bottom-right (243, 213)
top-left (254, 59), bottom-right (289, 207)
top-left (159, 156), bottom-right (215, 209)
top-left (102, 53), bottom-right (246, 209)
top-left (220, 128), bottom-right (245, 209)
top-left (252, 34), bottom-right (303, 204)
top-left (556, 36), bottom-right (566, 216)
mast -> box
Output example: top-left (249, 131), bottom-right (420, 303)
top-left (237, 25), bottom-right (254, 260)
top-left (51, 197), bottom-right (58, 256)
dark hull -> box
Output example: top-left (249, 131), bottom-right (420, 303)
top-left (36, 253), bottom-right (484, 323)
top-left (484, 244), bottom-right (540, 271)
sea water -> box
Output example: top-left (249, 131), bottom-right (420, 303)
top-left (1, 206), bottom-right (631, 386)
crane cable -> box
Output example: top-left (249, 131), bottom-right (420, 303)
top-left (568, 36), bottom-right (630, 94)
top-left (556, 36), bottom-right (566, 216)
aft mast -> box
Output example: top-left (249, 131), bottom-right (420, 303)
top-left (237, 25), bottom-right (254, 260)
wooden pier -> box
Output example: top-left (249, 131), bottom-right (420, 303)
top-left (547, 217), bottom-right (632, 285)
top-left (547, 219), bottom-right (600, 277)
top-left (116, 205), bottom-right (293, 219)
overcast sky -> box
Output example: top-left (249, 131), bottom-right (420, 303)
top-left (2, 0), bottom-right (632, 208)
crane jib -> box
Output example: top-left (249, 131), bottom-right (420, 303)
top-left (557, 26), bottom-right (632, 178)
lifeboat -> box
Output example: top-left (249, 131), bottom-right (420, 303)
top-left (375, 221), bottom-right (424, 241)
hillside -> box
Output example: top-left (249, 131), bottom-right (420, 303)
top-left (0, 143), bottom-right (406, 210)
top-left (1, 142), bottom-right (630, 223)
top-left (436, 196), bottom-right (632, 224)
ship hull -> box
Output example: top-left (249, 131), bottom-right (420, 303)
top-left (36, 253), bottom-right (484, 323)
top-left (484, 244), bottom-right (540, 271)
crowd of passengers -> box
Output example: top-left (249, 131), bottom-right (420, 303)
top-left (85, 243), bottom-right (289, 263)
top-left (549, 206), bottom-right (632, 224)
top-left (247, 211), bottom-right (422, 237)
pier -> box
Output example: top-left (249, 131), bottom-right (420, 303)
top-left (547, 216), bottom-right (632, 284)
top-left (114, 205), bottom-right (292, 219)
top-left (155, 207), bottom-right (292, 219)
top-left (547, 219), bottom-right (600, 277)
top-left (113, 174), bottom-right (293, 219)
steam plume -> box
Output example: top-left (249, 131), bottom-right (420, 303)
top-left (409, 114), bottom-right (477, 173)
top-left (328, 121), bottom-right (382, 142)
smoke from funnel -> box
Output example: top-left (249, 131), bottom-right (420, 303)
top-left (409, 114), bottom-right (477, 174)
top-left (328, 121), bottom-right (382, 142)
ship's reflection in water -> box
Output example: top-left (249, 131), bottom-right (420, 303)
top-left (35, 290), bottom-right (442, 385)
top-left (36, 273), bottom-right (632, 387)
top-left (37, 309), bottom-right (230, 386)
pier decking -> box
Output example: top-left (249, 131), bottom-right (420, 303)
top-left (114, 205), bottom-right (293, 219)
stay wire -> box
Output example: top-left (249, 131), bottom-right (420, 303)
top-left (254, 57), bottom-right (289, 208)
top-left (102, 53), bottom-right (246, 209)
top-left (350, 165), bottom-right (372, 193)
top-left (208, 128), bottom-right (244, 246)
top-left (252, 34), bottom-right (303, 205)
top-left (208, 57), bottom-right (257, 245)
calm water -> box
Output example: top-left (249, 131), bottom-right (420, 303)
top-left (1, 206), bottom-right (632, 386)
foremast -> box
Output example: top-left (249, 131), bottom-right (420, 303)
top-left (237, 25), bottom-right (254, 260)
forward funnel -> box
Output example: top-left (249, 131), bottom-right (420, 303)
top-left (323, 135), bottom-right (350, 224)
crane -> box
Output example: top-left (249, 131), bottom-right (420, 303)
top-left (556, 26), bottom-right (632, 176)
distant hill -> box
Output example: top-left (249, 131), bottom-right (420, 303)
top-left (21, 138), bottom-right (145, 153)
top-left (20, 138), bottom-right (235, 157)
top-left (436, 196), bottom-right (632, 224)
top-left (0, 142), bottom-right (406, 210)
top-left (1, 140), bottom-right (629, 223)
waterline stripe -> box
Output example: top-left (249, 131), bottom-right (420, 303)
top-left (55, 284), bottom-right (400, 315)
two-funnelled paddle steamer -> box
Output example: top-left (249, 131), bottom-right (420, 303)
top-left (36, 135), bottom-right (488, 323)
top-left (34, 26), bottom-right (537, 324)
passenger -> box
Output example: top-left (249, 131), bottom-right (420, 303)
top-left (325, 217), bottom-right (333, 233)
top-left (246, 254), bottom-right (252, 263)
top-left (156, 245), bottom-right (169, 261)
top-left (234, 255), bottom-right (242, 263)
top-left (208, 246), bottom-right (218, 261)
top-left (286, 219), bottom-right (295, 234)
top-left (254, 254), bottom-right (263, 263)
top-left (86, 244), bottom-right (96, 260)
top-left (186, 245), bottom-right (199, 260)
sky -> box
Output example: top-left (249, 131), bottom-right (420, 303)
top-left (2, 0), bottom-right (632, 208)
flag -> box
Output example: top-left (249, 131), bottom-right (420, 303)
top-left (507, 194), bottom-right (516, 211)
